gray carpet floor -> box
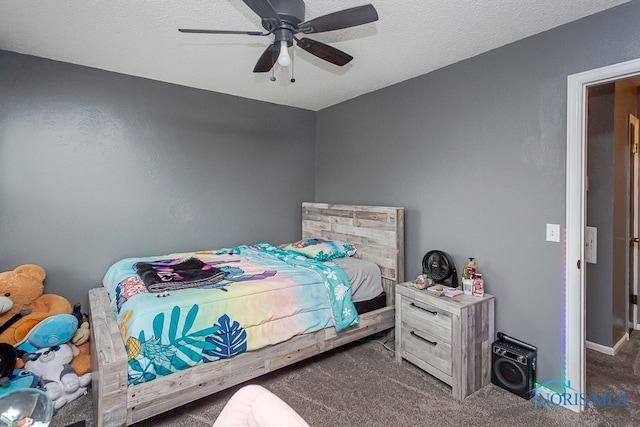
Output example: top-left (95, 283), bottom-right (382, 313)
top-left (51, 332), bottom-right (640, 427)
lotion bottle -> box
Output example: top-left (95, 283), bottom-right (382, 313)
top-left (462, 257), bottom-right (477, 280)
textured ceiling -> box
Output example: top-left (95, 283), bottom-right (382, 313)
top-left (0, 0), bottom-right (631, 111)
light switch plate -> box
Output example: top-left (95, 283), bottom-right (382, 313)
top-left (546, 224), bottom-right (560, 242)
top-left (585, 226), bottom-right (597, 263)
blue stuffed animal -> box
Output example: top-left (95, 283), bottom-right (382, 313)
top-left (16, 313), bottom-right (78, 354)
top-left (0, 368), bottom-right (43, 397)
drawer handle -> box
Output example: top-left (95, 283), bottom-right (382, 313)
top-left (410, 302), bottom-right (437, 315)
top-left (410, 331), bottom-right (437, 346)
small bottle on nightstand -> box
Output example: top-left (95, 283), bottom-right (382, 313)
top-left (472, 273), bottom-right (484, 297)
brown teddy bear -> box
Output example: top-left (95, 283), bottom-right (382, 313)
top-left (0, 264), bottom-right (72, 346)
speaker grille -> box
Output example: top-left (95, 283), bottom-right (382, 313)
top-left (491, 340), bottom-right (537, 400)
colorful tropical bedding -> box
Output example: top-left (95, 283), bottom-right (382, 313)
top-left (102, 242), bottom-right (359, 386)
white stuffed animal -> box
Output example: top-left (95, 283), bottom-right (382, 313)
top-left (25, 343), bottom-right (91, 409)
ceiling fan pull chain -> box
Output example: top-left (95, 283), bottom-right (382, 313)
top-left (270, 66), bottom-right (276, 82)
top-left (290, 47), bottom-right (296, 83)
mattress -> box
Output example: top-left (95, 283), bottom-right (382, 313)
top-left (329, 256), bottom-right (383, 303)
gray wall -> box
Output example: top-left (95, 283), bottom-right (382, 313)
top-left (612, 80), bottom-right (637, 340)
top-left (315, 1), bottom-right (640, 385)
top-left (586, 83), bottom-right (615, 346)
top-left (0, 50), bottom-right (316, 310)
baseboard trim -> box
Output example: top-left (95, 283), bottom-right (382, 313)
top-left (585, 341), bottom-right (614, 355)
top-left (586, 333), bottom-right (629, 355)
top-left (612, 332), bottom-right (629, 355)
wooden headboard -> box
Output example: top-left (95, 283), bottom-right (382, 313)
top-left (301, 202), bottom-right (405, 304)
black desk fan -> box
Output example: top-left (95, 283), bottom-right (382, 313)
top-left (422, 250), bottom-right (459, 288)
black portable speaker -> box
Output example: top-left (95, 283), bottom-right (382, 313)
top-left (491, 333), bottom-right (537, 399)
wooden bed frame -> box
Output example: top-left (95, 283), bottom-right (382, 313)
top-left (89, 202), bottom-right (404, 426)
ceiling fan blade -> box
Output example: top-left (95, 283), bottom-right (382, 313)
top-left (253, 43), bottom-right (280, 72)
top-left (178, 28), bottom-right (265, 36)
top-left (297, 4), bottom-right (378, 34)
top-left (241, 0), bottom-right (281, 24)
top-left (296, 38), bottom-right (353, 66)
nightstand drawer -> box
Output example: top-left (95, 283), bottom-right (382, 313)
top-left (400, 299), bottom-right (452, 342)
top-left (401, 325), bottom-right (452, 376)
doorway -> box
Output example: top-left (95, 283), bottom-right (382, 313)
top-left (566, 58), bottom-right (640, 413)
top-left (630, 113), bottom-right (639, 334)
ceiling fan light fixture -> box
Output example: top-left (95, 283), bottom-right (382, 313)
top-left (277, 40), bottom-right (291, 66)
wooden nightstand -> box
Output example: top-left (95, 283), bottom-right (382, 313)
top-left (395, 282), bottom-right (495, 399)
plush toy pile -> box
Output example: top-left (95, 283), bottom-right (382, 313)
top-left (0, 264), bottom-right (92, 410)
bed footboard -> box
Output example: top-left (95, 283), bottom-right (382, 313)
top-left (90, 286), bottom-right (395, 426)
top-left (89, 287), bottom-right (129, 427)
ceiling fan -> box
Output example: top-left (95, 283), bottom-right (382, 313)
top-left (178, 0), bottom-right (378, 75)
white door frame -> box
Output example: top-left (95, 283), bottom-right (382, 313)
top-left (566, 57), bottom-right (640, 413)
